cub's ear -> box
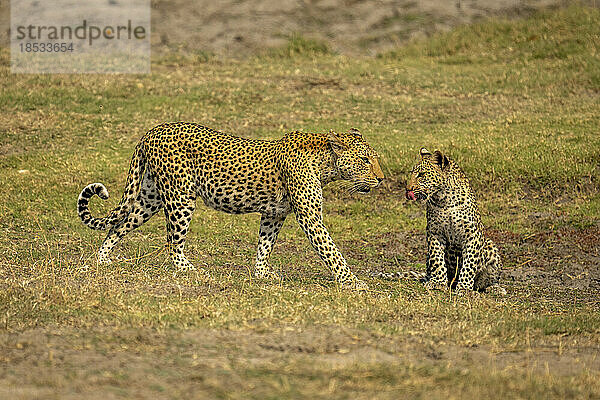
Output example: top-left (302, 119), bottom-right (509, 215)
top-left (328, 130), bottom-right (348, 155)
top-left (433, 150), bottom-right (450, 170)
top-left (420, 147), bottom-right (432, 159)
top-left (347, 128), bottom-right (362, 139)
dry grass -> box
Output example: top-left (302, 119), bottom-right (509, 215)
top-left (0, 6), bottom-right (599, 399)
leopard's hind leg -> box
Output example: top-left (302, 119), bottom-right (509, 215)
top-left (254, 213), bottom-right (287, 280)
top-left (162, 194), bottom-right (197, 272)
top-left (474, 238), bottom-right (506, 295)
top-left (97, 171), bottom-right (163, 264)
top-left (152, 160), bottom-right (200, 273)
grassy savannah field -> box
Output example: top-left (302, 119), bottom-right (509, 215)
top-left (1, 5), bottom-right (599, 399)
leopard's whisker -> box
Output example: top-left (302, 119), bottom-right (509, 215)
top-left (348, 182), bottom-right (368, 194)
top-left (331, 180), bottom-right (352, 192)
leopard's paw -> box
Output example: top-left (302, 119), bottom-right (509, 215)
top-left (177, 260), bottom-right (197, 272)
top-left (353, 278), bottom-right (369, 291)
top-left (424, 280), bottom-right (447, 291)
top-left (254, 268), bottom-right (282, 281)
top-left (485, 285), bottom-right (507, 296)
top-left (97, 255), bottom-right (113, 265)
top-left (339, 277), bottom-right (368, 291)
top-left (454, 288), bottom-right (477, 298)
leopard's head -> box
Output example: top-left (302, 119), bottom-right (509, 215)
top-left (406, 148), bottom-right (449, 201)
top-left (328, 128), bottom-right (384, 194)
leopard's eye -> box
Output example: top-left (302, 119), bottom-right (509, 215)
top-left (417, 172), bottom-right (424, 178)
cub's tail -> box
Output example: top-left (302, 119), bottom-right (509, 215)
top-left (77, 144), bottom-right (146, 230)
top-left (371, 270), bottom-right (427, 282)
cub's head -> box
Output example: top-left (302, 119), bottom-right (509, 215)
top-left (406, 148), bottom-right (449, 201)
top-left (328, 128), bottom-right (384, 194)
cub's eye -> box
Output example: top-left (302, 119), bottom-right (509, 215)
top-left (360, 157), bottom-right (370, 164)
top-left (416, 172), bottom-right (424, 178)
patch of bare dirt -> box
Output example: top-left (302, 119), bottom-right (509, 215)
top-left (493, 226), bottom-right (600, 306)
top-left (0, 325), bottom-right (598, 398)
top-left (365, 220), bottom-right (600, 308)
top-left (0, 0), bottom-right (573, 57)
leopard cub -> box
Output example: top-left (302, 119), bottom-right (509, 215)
top-left (404, 148), bottom-right (505, 295)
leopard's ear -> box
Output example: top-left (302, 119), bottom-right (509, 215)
top-left (328, 130), bottom-right (348, 155)
top-left (347, 128), bottom-right (362, 139)
top-left (433, 150), bottom-right (450, 170)
top-left (420, 147), bottom-right (432, 159)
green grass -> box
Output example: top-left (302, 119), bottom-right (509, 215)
top-left (0, 5), bottom-right (599, 399)
top-left (269, 33), bottom-right (333, 58)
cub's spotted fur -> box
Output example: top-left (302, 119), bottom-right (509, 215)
top-left (379, 148), bottom-right (504, 294)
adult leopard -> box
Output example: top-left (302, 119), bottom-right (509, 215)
top-left (78, 123), bottom-right (384, 289)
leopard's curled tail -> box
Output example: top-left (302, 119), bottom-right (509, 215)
top-left (78, 144), bottom-right (146, 230)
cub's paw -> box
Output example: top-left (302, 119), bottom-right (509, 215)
top-left (454, 288), bottom-right (478, 298)
top-left (424, 280), bottom-right (447, 291)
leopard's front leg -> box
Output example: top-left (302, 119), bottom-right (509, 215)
top-left (425, 232), bottom-right (448, 291)
top-left (286, 176), bottom-right (365, 290)
top-left (294, 208), bottom-right (365, 289)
